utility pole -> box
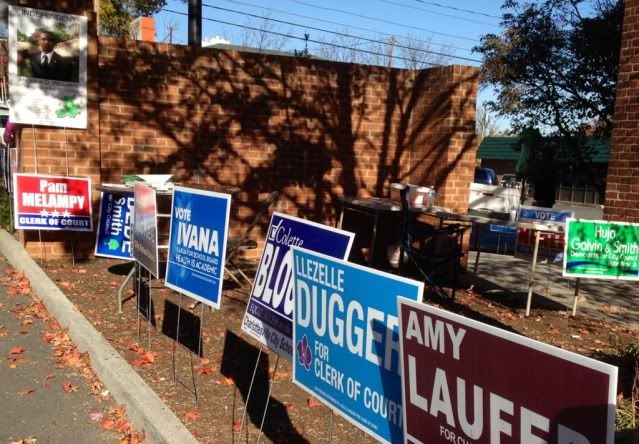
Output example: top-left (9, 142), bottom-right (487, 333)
top-left (188, 0), bottom-right (202, 47)
top-left (387, 36), bottom-right (396, 68)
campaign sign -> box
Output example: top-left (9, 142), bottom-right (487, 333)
top-left (398, 298), bottom-right (617, 444)
top-left (95, 191), bottom-right (134, 259)
top-left (518, 206), bottom-right (573, 222)
top-left (241, 212), bottom-right (354, 360)
top-left (132, 182), bottom-right (159, 278)
top-left (292, 248), bottom-right (422, 444)
top-left (13, 173), bottom-right (92, 231)
top-left (563, 219), bottom-right (639, 280)
top-left (165, 187), bottom-right (231, 309)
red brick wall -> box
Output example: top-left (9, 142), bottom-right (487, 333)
top-left (605, 0), bottom-right (639, 222)
top-left (15, 4), bottom-right (478, 259)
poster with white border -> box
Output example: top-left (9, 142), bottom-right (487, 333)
top-left (398, 297), bottom-right (617, 444)
top-left (13, 173), bottom-right (92, 231)
top-left (132, 182), bottom-right (159, 278)
top-left (292, 248), bottom-right (423, 444)
top-left (94, 191), bottom-right (135, 260)
top-left (8, 6), bottom-right (88, 128)
top-left (165, 186), bottom-right (232, 310)
top-left (241, 212), bottom-right (354, 360)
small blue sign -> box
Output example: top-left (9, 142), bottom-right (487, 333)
top-left (165, 187), bottom-right (231, 309)
top-left (292, 248), bottom-right (422, 444)
top-left (95, 191), bottom-right (134, 259)
top-left (241, 213), bottom-right (354, 360)
top-left (489, 224), bottom-right (517, 234)
top-left (518, 205), bottom-right (573, 222)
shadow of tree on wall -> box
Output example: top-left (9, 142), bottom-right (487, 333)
top-left (93, 40), bottom-right (476, 234)
top-left (23, 39), bottom-right (477, 262)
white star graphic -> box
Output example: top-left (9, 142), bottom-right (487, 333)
top-left (51, 210), bottom-right (60, 218)
top-left (62, 210), bottom-right (71, 218)
top-left (40, 209), bottom-right (49, 217)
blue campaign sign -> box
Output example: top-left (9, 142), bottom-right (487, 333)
top-left (518, 205), bottom-right (573, 222)
top-left (94, 191), bottom-right (134, 260)
top-left (165, 187), bottom-right (231, 310)
top-left (241, 212), bottom-right (354, 360)
top-left (292, 248), bottom-right (422, 444)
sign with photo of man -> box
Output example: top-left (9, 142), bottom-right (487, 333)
top-left (8, 6), bottom-right (87, 128)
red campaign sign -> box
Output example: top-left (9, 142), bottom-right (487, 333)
top-left (398, 298), bottom-right (617, 444)
top-left (13, 173), bottom-right (93, 231)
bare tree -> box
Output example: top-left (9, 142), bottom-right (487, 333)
top-left (239, 10), bottom-right (291, 52)
top-left (315, 28), bottom-right (363, 63)
top-left (476, 102), bottom-right (500, 145)
top-left (399, 33), bottom-right (452, 69)
top-left (160, 16), bottom-right (181, 44)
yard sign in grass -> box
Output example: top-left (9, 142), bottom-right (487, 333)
top-left (563, 218), bottom-right (639, 280)
top-left (292, 248), bottom-right (422, 444)
top-left (165, 186), bottom-right (231, 309)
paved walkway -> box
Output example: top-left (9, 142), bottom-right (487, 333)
top-left (0, 258), bottom-right (121, 444)
top-left (466, 250), bottom-right (639, 330)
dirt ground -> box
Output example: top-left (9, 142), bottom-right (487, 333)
top-left (39, 257), bottom-right (639, 443)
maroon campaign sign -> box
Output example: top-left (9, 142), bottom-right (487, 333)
top-left (397, 298), bottom-right (617, 444)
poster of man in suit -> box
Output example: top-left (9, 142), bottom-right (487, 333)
top-left (8, 6), bottom-right (87, 129)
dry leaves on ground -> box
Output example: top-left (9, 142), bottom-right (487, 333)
top-left (128, 344), bottom-right (159, 367)
top-left (100, 405), bottom-right (146, 443)
top-left (62, 383), bottom-right (78, 393)
top-left (183, 410), bottom-right (200, 421)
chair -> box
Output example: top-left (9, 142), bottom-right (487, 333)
top-left (397, 186), bottom-right (465, 299)
top-left (224, 191), bottom-right (279, 288)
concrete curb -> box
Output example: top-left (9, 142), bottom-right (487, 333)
top-left (0, 230), bottom-right (198, 444)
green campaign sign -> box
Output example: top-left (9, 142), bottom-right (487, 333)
top-left (563, 218), bottom-right (639, 280)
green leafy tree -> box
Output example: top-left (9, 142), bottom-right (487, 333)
top-left (99, 0), bottom-right (166, 37)
top-left (475, 0), bottom-right (623, 204)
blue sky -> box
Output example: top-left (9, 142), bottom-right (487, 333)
top-left (153, 0), bottom-right (506, 127)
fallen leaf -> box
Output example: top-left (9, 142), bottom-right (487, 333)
top-left (62, 383), bottom-right (78, 393)
top-left (18, 388), bottom-right (35, 396)
top-left (307, 397), bottom-right (323, 408)
top-left (232, 421), bottom-right (241, 432)
top-left (197, 366), bottom-right (215, 375)
top-left (143, 351), bottom-right (157, 363)
top-left (130, 358), bottom-right (148, 367)
top-left (89, 412), bottom-right (104, 421)
top-left (101, 419), bottom-right (115, 430)
top-left (9, 346), bottom-right (25, 354)
top-left (44, 373), bottom-right (55, 380)
top-left (183, 410), bottom-right (200, 421)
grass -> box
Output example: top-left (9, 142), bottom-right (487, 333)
top-left (616, 343), bottom-right (639, 443)
top-left (0, 188), bottom-right (13, 232)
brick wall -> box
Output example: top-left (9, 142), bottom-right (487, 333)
top-left (605, 0), bottom-right (639, 222)
top-left (14, 4), bottom-right (478, 259)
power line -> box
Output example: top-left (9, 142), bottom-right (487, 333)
top-left (375, 0), bottom-right (500, 27)
top-left (218, 0), bottom-right (476, 53)
top-left (201, 3), bottom-right (481, 63)
top-left (412, 0), bottom-right (502, 19)
top-left (162, 7), bottom-right (446, 66)
top-left (284, 0), bottom-right (481, 43)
